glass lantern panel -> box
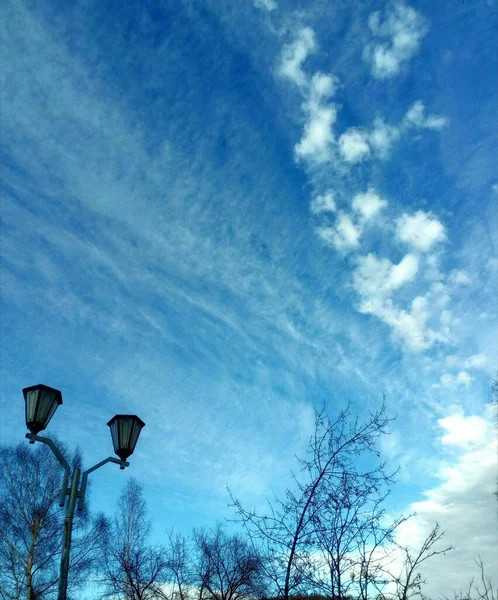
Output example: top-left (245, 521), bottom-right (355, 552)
top-left (119, 418), bottom-right (132, 450)
top-left (44, 400), bottom-right (59, 428)
top-left (26, 390), bottom-right (39, 422)
top-left (129, 423), bottom-right (140, 452)
top-left (35, 389), bottom-right (56, 425)
top-left (109, 420), bottom-right (119, 452)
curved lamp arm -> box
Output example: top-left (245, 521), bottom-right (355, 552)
top-left (26, 433), bottom-right (71, 507)
top-left (77, 457), bottom-right (129, 511)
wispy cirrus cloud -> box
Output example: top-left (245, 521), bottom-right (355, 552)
top-left (1, 0), bottom-right (354, 512)
top-left (1, 2), bottom-right (496, 588)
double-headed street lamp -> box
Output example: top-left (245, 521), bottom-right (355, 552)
top-left (22, 384), bottom-right (145, 600)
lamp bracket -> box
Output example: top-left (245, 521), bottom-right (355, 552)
top-left (26, 433), bottom-right (71, 507)
top-left (77, 456), bottom-right (129, 511)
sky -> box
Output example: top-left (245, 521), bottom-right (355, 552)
top-left (0, 0), bottom-right (497, 596)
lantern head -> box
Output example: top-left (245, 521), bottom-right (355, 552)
top-left (107, 414), bottom-right (145, 461)
top-left (22, 384), bottom-right (63, 435)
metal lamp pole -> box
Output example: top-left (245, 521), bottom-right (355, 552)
top-left (27, 433), bottom-right (129, 600)
top-left (23, 384), bottom-right (145, 600)
top-left (60, 464), bottom-right (80, 599)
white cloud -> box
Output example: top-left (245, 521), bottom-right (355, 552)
top-left (337, 99), bottom-right (446, 165)
top-left (279, 27), bottom-right (316, 87)
top-left (310, 72), bottom-right (339, 99)
top-left (456, 370), bottom-right (473, 386)
top-left (396, 210), bottom-right (446, 252)
top-left (338, 128), bottom-right (371, 163)
top-left (448, 268), bottom-right (471, 285)
top-left (334, 213), bottom-right (362, 248)
top-left (351, 253), bottom-right (436, 352)
top-left (351, 189), bottom-right (388, 221)
top-left (381, 295), bottom-right (433, 351)
top-left (442, 353), bottom-right (488, 374)
top-left (487, 257), bottom-right (498, 273)
top-left (439, 370), bottom-right (473, 389)
top-left (277, 9), bottom-right (471, 364)
top-left (370, 46), bottom-right (400, 79)
top-left (254, 0), bottom-right (277, 11)
top-left (294, 72), bottom-right (340, 164)
top-left (424, 254), bottom-right (444, 281)
top-left (317, 212), bottom-right (361, 251)
top-left (444, 355), bottom-right (461, 369)
top-left (439, 406), bottom-right (487, 447)
top-left (440, 309), bottom-right (454, 327)
top-left (389, 253), bottom-right (419, 287)
top-left (294, 72), bottom-right (341, 164)
top-left (465, 353), bottom-right (488, 370)
top-left (337, 118), bottom-right (402, 165)
top-left (357, 290), bottom-right (448, 352)
top-left (394, 406), bottom-right (498, 598)
top-left (428, 282), bottom-right (450, 310)
top-left (333, 99), bottom-right (445, 167)
top-left (365, 3), bottom-right (427, 79)
top-left (353, 254), bottom-right (393, 298)
top-left (310, 192), bottom-right (336, 214)
top-left (369, 118), bottom-right (401, 157)
top-left (352, 254), bottom-right (444, 351)
top-left (405, 100), bottom-right (448, 130)
top-left (349, 230), bottom-right (470, 351)
top-left (353, 253), bottom-right (419, 297)
top-left (295, 103), bottom-right (336, 163)
top-left (436, 310), bottom-right (459, 347)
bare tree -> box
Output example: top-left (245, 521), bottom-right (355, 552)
top-left (164, 530), bottom-right (192, 600)
top-left (0, 441), bottom-right (102, 600)
top-left (446, 557), bottom-right (497, 600)
top-left (354, 501), bottom-right (409, 600)
top-left (193, 522), bottom-right (266, 600)
top-left (385, 523), bottom-right (452, 600)
top-left (98, 478), bottom-right (167, 600)
top-left (229, 400), bottom-right (395, 600)
top-left (309, 470), bottom-right (410, 600)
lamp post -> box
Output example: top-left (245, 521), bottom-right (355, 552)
top-left (22, 384), bottom-right (145, 600)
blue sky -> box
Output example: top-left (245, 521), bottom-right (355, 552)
top-left (1, 0), bottom-right (497, 595)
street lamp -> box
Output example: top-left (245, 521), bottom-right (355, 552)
top-left (107, 414), bottom-right (146, 461)
top-left (23, 383), bottom-right (63, 435)
top-left (22, 384), bottom-right (145, 600)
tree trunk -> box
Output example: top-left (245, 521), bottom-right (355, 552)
top-left (25, 531), bottom-right (36, 600)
